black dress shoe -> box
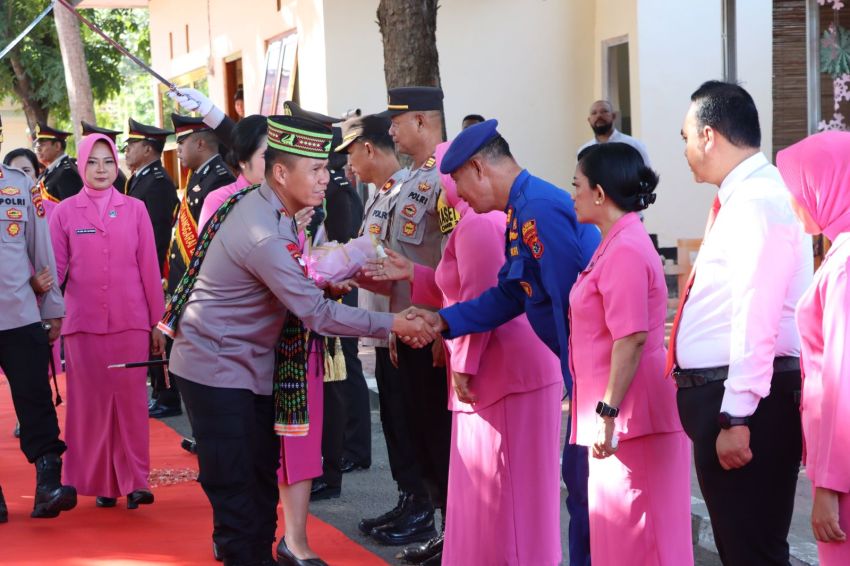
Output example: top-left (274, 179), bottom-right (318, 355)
top-left (420, 551), bottom-right (442, 566)
top-left (398, 533), bottom-right (443, 564)
top-left (358, 491), bottom-right (411, 535)
top-left (339, 457), bottom-right (370, 473)
top-left (275, 538), bottom-right (329, 566)
top-left (181, 437), bottom-right (198, 454)
top-left (126, 489), bottom-right (154, 509)
top-left (31, 454), bottom-right (77, 518)
top-left (96, 496), bottom-right (117, 508)
top-left (309, 480), bottom-right (340, 502)
top-left (148, 401), bottom-right (182, 419)
top-left (370, 497), bottom-right (436, 546)
top-left (212, 541), bottom-right (222, 562)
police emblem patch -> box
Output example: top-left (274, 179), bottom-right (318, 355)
top-left (417, 182), bottom-right (431, 192)
top-left (6, 208), bottom-right (22, 220)
top-left (402, 204), bottom-right (417, 218)
top-left (402, 221), bottom-right (416, 236)
top-left (369, 224), bottom-right (381, 234)
top-left (7, 222), bottom-right (20, 237)
top-left (520, 281), bottom-right (533, 297)
top-left (510, 246), bottom-right (519, 257)
top-left (1, 187), bottom-right (20, 196)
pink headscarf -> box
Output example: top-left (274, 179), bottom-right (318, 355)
top-left (777, 131), bottom-right (850, 240)
top-left (77, 133), bottom-right (120, 191)
top-left (435, 140), bottom-right (469, 217)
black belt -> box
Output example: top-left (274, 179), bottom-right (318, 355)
top-left (673, 356), bottom-right (800, 389)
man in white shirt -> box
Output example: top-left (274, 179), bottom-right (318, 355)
top-left (671, 81), bottom-right (812, 565)
top-left (576, 100), bottom-right (651, 166)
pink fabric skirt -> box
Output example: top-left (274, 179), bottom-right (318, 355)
top-left (63, 330), bottom-right (150, 497)
top-left (587, 431), bottom-right (693, 566)
top-left (279, 345), bottom-right (324, 485)
top-left (815, 486), bottom-right (850, 565)
top-left (443, 381), bottom-right (563, 566)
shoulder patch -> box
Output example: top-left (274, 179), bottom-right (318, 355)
top-left (521, 219), bottom-right (544, 259)
top-left (422, 156), bottom-right (436, 170)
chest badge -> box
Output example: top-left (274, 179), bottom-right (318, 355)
top-left (6, 222), bottom-right (20, 237)
top-left (402, 221), bottom-right (416, 237)
top-left (520, 281), bottom-right (533, 297)
top-left (191, 185), bottom-right (201, 193)
top-left (6, 208), bottom-right (22, 220)
top-left (402, 204), bottom-right (417, 218)
top-left (0, 187), bottom-right (20, 196)
top-left (108, 209), bottom-right (117, 218)
top-left (369, 224), bottom-right (381, 234)
top-left (417, 182), bottom-right (431, 192)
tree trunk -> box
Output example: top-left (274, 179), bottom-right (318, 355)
top-left (376, 0), bottom-right (441, 90)
top-left (53, 0), bottom-right (95, 143)
top-left (9, 53), bottom-right (49, 133)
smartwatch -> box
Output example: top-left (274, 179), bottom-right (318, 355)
top-left (717, 412), bottom-right (750, 429)
top-left (595, 401), bottom-right (619, 418)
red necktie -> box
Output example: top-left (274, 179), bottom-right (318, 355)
top-left (665, 195), bottom-right (721, 376)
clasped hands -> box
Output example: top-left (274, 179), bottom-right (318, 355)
top-left (391, 307), bottom-right (445, 348)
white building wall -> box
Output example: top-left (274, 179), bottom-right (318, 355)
top-left (737, 0), bottom-right (773, 159)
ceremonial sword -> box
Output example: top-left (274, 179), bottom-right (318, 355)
top-left (0, 3), bottom-right (54, 61)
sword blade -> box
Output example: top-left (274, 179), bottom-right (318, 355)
top-left (54, 0), bottom-right (176, 90)
top-left (108, 359), bottom-right (169, 369)
top-left (0, 3), bottom-right (54, 61)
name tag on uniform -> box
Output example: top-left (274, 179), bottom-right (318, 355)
top-left (76, 228), bottom-right (97, 235)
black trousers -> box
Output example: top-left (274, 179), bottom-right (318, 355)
top-left (374, 347), bottom-right (428, 497)
top-left (396, 341), bottom-right (452, 510)
top-left (678, 370), bottom-right (802, 566)
top-left (175, 374), bottom-right (279, 565)
top-left (0, 323), bottom-right (66, 463)
top-left (150, 337), bottom-right (181, 408)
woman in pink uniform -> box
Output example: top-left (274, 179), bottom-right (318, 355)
top-left (49, 133), bottom-right (165, 509)
top-left (777, 131), bottom-right (850, 565)
top-left (568, 143), bottom-right (692, 565)
top-left (367, 142), bottom-right (563, 565)
top-left (198, 115), bottom-right (267, 230)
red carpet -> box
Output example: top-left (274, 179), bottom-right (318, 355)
top-left (0, 373), bottom-right (387, 565)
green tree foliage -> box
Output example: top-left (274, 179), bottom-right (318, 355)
top-left (0, 2), bottom-right (151, 130)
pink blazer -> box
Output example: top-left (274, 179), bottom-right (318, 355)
top-left (411, 209), bottom-right (561, 413)
top-left (796, 234), bottom-right (850, 494)
top-left (50, 187), bottom-right (165, 335)
top-left (568, 212), bottom-right (682, 445)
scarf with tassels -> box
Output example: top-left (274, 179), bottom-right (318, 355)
top-left (157, 184), bottom-right (312, 437)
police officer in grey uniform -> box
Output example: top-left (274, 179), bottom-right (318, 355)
top-left (148, 114), bottom-right (236, 419)
top-left (165, 114), bottom-right (436, 566)
top-left (366, 87), bottom-right (455, 563)
top-left (0, 116), bottom-right (78, 522)
top-left (336, 114), bottom-right (434, 535)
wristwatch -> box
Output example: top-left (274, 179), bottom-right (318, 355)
top-left (717, 412), bottom-right (750, 429)
top-left (595, 401), bottom-right (619, 418)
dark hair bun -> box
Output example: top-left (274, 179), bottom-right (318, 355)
top-left (578, 143), bottom-right (659, 212)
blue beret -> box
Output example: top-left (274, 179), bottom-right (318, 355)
top-left (440, 119), bottom-right (500, 174)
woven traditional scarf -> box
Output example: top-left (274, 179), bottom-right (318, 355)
top-left (157, 184), bottom-right (312, 437)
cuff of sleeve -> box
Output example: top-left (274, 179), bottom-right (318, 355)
top-left (439, 306), bottom-right (460, 339)
top-left (719, 388), bottom-right (761, 417)
top-left (203, 106), bottom-right (225, 129)
top-left (815, 473), bottom-right (850, 495)
top-left (374, 312), bottom-right (395, 339)
top-left (40, 307), bottom-right (64, 320)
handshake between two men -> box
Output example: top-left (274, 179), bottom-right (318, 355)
top-left (389, 307), bottom-right (447, 348)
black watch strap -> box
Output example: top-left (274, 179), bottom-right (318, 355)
top-left (595, 401), bottom-right (619, 418)
top-left (718, 412), bottom-right (750, 429)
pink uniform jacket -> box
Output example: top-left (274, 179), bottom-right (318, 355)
top-left (50, 186), bottom-right (165, 335)
top-left (568, 212), bottom-right (683, 446)
top-left (411, 208), bottom-right (561, 413)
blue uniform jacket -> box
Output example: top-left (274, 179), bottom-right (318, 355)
top-left (440, 169), bottom-right (600, 391)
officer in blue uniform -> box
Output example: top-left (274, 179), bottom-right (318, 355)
top-left (415, 120), bottom-right (600, 566)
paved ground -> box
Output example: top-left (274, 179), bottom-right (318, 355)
top-left (158, 344), bottom-right (819, 565)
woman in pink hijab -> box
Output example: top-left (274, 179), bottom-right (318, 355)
top-left (777, 131), bottom-right (850, 565)
top-left (49, 134), bottom-right (165, 509)
top-left (367, 142), bottom-right (563, 565)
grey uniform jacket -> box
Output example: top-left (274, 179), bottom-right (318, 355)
top-left (0, 165), bottom-right (65, 331)
top-left (169, 183), bottom-right (393, 395)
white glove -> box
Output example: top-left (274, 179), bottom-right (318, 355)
top-left (167, 88), bottom-right (226, 128)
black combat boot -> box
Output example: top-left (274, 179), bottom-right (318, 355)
top-left (370, 494), bottom-right (436, 546)
top-left (358, 491), bottom-right (412, 535)
top-left (31, 453), bottom-right (77, 518)
top-left (0, 485), bottom-right (8, 523)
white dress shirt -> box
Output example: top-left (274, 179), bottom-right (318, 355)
top-left (677, 152), bottom-right (812, 416)
top-left (577, 129), bottom-right (652, 167)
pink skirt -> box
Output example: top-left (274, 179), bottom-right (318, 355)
top-left (587, 431), bottom-right (693, 566)
top-left (63, 330), bottom-right (150, 497)
top-left (443, 382), bottom-right (563, 566)
top-left (279, 346), bottom-right (324, 485)
top-left (815, 486), bottom-right (850, 565)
